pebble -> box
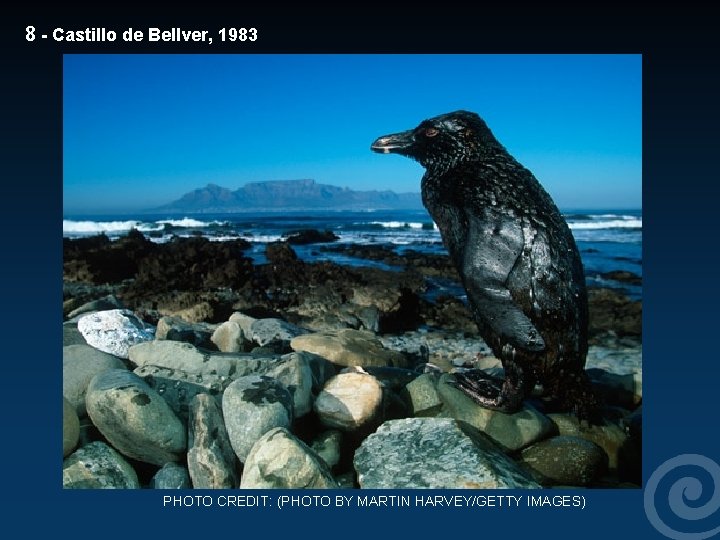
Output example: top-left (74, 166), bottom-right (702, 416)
top-left (228, 312), bottom-right (257, 339)
top-left (354, 418), bottom-right (540, 489)
top-left (63, 441), bottom-right (139, 489)
top-left (437, 374), bottom-right (555, 451)
top-left (77, 309), bottom-right (154, 358)
top-left (63, 344), bottom-right (127, 417)
top-left (587, 367), bottom-right (642, 408)
top-left (291, 328), bottom-right (408, 368)
top-left (240, 427), bottom-right (338, 488)
top-left (63, 397), bottom-right (80, 457)
top-left (314, 371), bottom-right (383, 431)
top-left (222, 375), bottom-right (293, 462)
top-left (187, 393), bottom-right (239, 489)
top-left (151, 462), bottom-right (192, 489)
top-left (520, 435), bottom-right (608, 486)
top-left (86, 369), bottom-right (186, 465)
top-left (211, 321), bottom-right (245, 352)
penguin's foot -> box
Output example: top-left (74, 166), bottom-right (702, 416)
top-left (450, 370), bottom-right (523, 414)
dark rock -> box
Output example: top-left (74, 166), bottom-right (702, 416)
top-left (588, 288), bottom-right (642, 338)
top-left (284, 229), bottom-right (339, 245)
top-left (520, 435), bottom-right (608, 486)
top-left (599, 271), bottom-right (642, 286)
top-left (266, 241), bottom-right (298, 264)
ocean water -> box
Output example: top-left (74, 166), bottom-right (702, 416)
top-left (63, 209), bottom-right (642, 299)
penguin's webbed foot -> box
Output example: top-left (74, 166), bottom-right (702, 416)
top-left (450, 370), bottom-right (523, 414)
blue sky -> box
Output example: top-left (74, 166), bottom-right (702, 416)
top-left (63, 54), bottom-right (641, 214)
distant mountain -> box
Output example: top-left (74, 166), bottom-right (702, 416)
top-left (153, 180), bottom-right (423, 213)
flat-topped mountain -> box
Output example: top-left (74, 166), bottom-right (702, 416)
top-left (153, 180), bottom-right (423, 213)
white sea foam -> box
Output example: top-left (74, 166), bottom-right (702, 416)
top-left (156, 218), bottom-right (215, 228)
top-left (371, 221), bottom-right (426, 229)
top-left (568, 219), bottom-right (642, 230)
top-left (63, 220), bottom-right (142, 234)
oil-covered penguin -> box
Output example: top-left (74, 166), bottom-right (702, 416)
top-left (372, 110), bottom-right (598, 418)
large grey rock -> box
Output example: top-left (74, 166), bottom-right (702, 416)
top-left (314, 372), bottom-right (383, 431)
top-left (63, 322), bottom-right (87, 346)
top-left (211, 321), bottom-right (245, 352)
top-left (310, 430), bottom-right (342, 470)
top-left (291, 329), bottom-right (408, 368)
top-left (267, 352), bottom-right (314, 417)
top-left (222, 375), bottom-right (293, 462)
top-left (188, 393), bottom-right (239, 489)
top-left (134, 365), bottom-right (230, 420)
top-left (63, 397), bottom-right (80, 457)
top-left (405, 373), bottom-right (442, 416)
top-left (354, 418), bottom-right (540, 489)
top-left (156, 316), bottom-right (217, 348)
top-left (129, 340), bottom-right (279, 379)
top-left (520, 435), bottom-right (608, 486)
top-left (78, 309), bottom-right (154, 358)
top-left (151, 462), bottom-right (192, 489)
top-left (131, 342), bottom-right (319, 418)
top-left (548, 413), bottom-right (629, 470)
top-left (63, 344), bottom-right (127, 417)
top-left (438, 374), bottom-right (554, 451)
top-left (67, 295), bottom-right (124, 320)
top-left (240, 427), bottom-right (338, 488)
top-left (86, 369), bottom-right (186, 465)
top-left (63, 441), bottom-right (139, 489)
top-left (250, 318), bottom-right (307, 347)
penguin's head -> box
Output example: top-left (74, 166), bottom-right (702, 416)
top-left (371, 110), bottom-right (498, 169)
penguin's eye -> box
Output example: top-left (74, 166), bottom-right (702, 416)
top-left (424, 128), bottom-right (439, 137)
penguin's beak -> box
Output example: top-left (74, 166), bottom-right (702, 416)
top-left (371, 129), bottom-right (415, 154)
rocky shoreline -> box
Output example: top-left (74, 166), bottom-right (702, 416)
top-left (63, 231), bottom-right (642, 489)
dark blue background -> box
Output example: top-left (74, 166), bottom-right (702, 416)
top-left (4, 9), bottom-right (719, 539)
